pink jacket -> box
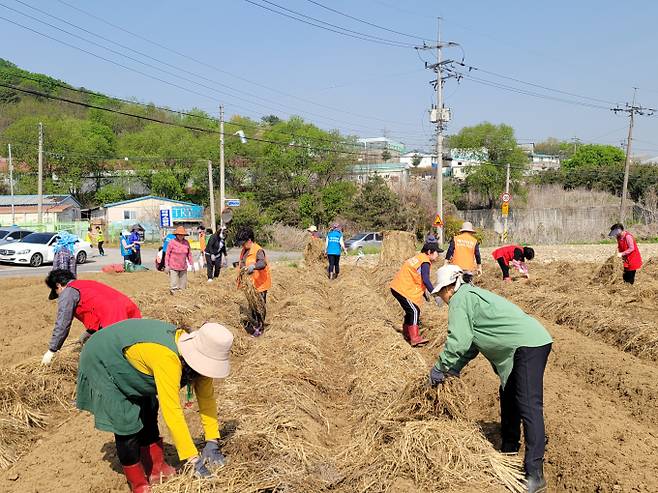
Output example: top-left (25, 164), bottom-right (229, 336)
top-left (165, 238), bottom-right (193, 271)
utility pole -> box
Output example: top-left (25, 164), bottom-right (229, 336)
top-left (208, 160), bottom-right (216, 230)
top-left (37, 122), bottom-right (43, 226)
top-left (503, 162), bottom-right (511, 240)
top-left (219, 105), bottom-right (226, 228)
top-left (415, 18), bottom-right (460, 246)
top-left (613, 89), bottom-right (655, 222)
top-left (8, 144), bottom-right (15, 225)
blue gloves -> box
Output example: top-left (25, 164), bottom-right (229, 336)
top-left (429, 366), bottom-right (446, 387)
top-left (246, 264), bottom-right (256, 274)
top-left (191, 457), bottom-right (212, 478)
top-left (201, 441), bottom-right (227, 467)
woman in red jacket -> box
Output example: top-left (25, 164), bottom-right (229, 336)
top-left (492, 245), bottom-right (535, 282)
top-left (609, 223), bottom-right (643, 284)
top-left (42, 269), bottom-right (142, 365)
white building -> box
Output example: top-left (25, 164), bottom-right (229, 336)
top-left (0, 194), bottom-right (81, 226)
top-left (400, 151), bottom-right (435, 169)
top-left (448, 148), bottom-right (488, 180)
top-left (529, 153), bottom-right (560, 172)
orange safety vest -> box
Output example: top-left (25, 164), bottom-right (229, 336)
top-left (239, 242), bottom-right (272, 292)
top-left (451, 232), bottom-right (478, 271)
top-left (390, 252), bottom-right (431, 306)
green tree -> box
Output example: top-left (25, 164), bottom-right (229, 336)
top-left (411, 153), bottom-right (422, 167)
top-left (95, 184), bottom-right (127, 205)
top-left (534, 137), bottom-right (576, 159)
top-left (298, 181), bottom-right (357, 226)
top-left (346, 176), bottom-right (403, 230)
top-left (447, 122), bottom-right (527, 208)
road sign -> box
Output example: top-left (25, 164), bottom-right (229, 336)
top-left (501, 192), bottom-right (512, 203)
top-left (159, 208), bottom-right (172, 228)
top-left (225, 199), bottom-right (241, 207)
top-left (501, 202), bottom-right (510, 217)
top-left (432, 213), bottom-right (443, 227)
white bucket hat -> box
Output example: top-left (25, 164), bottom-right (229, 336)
top-left (307, 225), bottom-right (318, 232)
top-left (460, 221), bottom-right (476, 233)
top-left (177, 323), bottom-right (234, 378)
top-left (432, 265), bottom-right (465, 295)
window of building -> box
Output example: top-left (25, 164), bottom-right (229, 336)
top-left (124, 210), bottom-right (137, 220)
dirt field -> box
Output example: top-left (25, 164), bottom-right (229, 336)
top-left (1, 244), bottom-right (658, 492)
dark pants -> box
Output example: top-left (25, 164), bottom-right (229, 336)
top-left (499, 343), bottom-right (551, 476)
top-left (205, 252), bottom-right (222, 279)
top-left (623, 269), bottom-right (636, 284)
top-left (130, 250), bottom-right (142, 265)
top-left (157, 251), bottom-right (166, 271)
top-left (327, 254), bottom-right (341, 276)
top-left (114, 397), bottom-right (160, 466)
top-left (97, 241), bottom-right (105, 256)
top-left (390, 288), bottom-right (420, 326)
top-left (496, 257), bottom-right (510, 279)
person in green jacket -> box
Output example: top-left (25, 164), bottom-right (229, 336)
top-left (429, 265), bottom-right (552, 493)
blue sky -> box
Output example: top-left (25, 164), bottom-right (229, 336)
top-left (2, 0), bottom-right (658, 155)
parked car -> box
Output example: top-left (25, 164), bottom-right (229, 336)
top-left (0, 232), bottom-right (91, 267)
top-left (0, 226), bottom-right (34, 245)
top-left (344, 232), bottom-right (383, 251)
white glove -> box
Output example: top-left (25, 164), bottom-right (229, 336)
top-left (41, 350), bottom-right (56, 365)
top-left (78, 332), bottom-right (91, 345)
top-left (617, 252), bottom-right (623, 258)
top-left (210, 254), bottom-right (216, 261)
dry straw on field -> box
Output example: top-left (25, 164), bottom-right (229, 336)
top-left (379, 230), bottom-right (416, 266)
top-left (237, 269), bottom-right (266, 328)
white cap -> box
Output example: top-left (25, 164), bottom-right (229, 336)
top-left (431, 265), bottom-right (465, 295)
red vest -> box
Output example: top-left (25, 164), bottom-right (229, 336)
top-left (69, 280), bottom-right (142, 332)
top-left (492, 245), bottom-right (522, 266)
top-left (617, 232), bottom-right (642, 271)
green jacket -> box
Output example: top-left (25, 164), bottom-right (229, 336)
top-left (435, 284), bottom-right (552, 389)
top-left (76, 319), bottom-right (179, 435)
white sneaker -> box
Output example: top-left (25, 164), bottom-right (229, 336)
top-left (207, 279), bottom-right (213, 283)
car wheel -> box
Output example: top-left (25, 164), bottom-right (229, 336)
top-left (30, 253), bottom-right (43, 267)
top-left (76, 251), bottom-right (87, 264)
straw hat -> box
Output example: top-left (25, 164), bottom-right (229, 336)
top-left (307, 225), bottom-right (318, 232)
top-left (173, 225), bottom-right (188, 235)
top-left (460, 221), bottom-right (476, 233)
top-left (177, 323), bottom-right (234, 379)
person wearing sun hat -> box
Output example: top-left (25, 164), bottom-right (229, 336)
top-left (444, 221), bottom-right (482, 275)
top-left (76, 319), bottom-right (234, 492)
top-left (428, 264), bottom-right (552, 493)
top-left (164, 226), bottom-right (195, 294)
top-left (306, 225), bottom-right (321, 239)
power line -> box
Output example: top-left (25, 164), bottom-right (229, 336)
top-left (0, 3), bottom-right (420, 137)
top-left (301, 0), bottom-right (431, 41)
top-left (51, 0), bottom-right (419, 128)
top-left (242, 0), bottom-right (415, 48)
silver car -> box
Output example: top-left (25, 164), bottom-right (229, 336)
top-left (0, 227), bottom-right (34, 245)
top-left (344, 232), bottom-right (383, 251)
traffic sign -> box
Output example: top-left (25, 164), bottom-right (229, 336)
top-left (501, 202), bottom-right (510, 217)
top-left (432, 213), bottom-right (443, 227)
top-left (159, 208), bottom-right (172, 228)
top-left (225, 199), bottom-right (241, 207)
top-left (501, 192), bottom-right (512, 203)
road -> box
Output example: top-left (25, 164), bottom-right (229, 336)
top-left (0, 247), bottom-right (301, 278)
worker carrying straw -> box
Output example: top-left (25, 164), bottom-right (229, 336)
top-left (42, 268), bottom-right (142, 365)
top-left (237, 226), bottom-right (272, 336)
top-left (492, 244), bottom-right (535, 281)
top-left (444, 221), bottom-right (482, 275)
top-left (429, 265), bottom-right (553, 493)
top-left (76, 319), bottom-right (233, 492)
top-left (389, 242), bottom-right (443, 346)
top-left (609, 223), bottom-right (643, 284)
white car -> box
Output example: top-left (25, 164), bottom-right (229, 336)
top-left (0, 232), bottom-right (91, 267)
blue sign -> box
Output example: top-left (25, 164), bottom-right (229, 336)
top-left (159, 209), bottom-right (172, 227)
top-left (171, 205), bottom-right (204, 220)
top-left (225, 199), bottom-right (241, 207)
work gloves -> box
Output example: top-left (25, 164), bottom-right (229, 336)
top-left (246, 264), bottom-right (256, 274)
top-left (78, 331), bottom-right (91, 345)
top-left (617, 252), bottom-right (624, 258)
top-left (428, 366), bottom-right (446, 387)
top-left (201, 440), bottom-right (227, 467)
top-left (188, 456), bottom-right (212, 478)
top-left (210, 254), bottom-right (216, 261)
top-left (41, 350), bottom-right (56, 366)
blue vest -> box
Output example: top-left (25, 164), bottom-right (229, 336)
top-left (326, 230), bottom-right (343, 256)
top-left (120, 236), bottom-right (131, 257)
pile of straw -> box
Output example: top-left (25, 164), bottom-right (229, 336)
top-left (303, 238), bottom-right (325, 267)
top-left (237, 269), bottom-right (266, 329)
top-left (591, 255), bottom-right (624, 285)
top-left (0, 353), bottom-right (78, 468)
top-left (379, 231), bottom-right (416, 266)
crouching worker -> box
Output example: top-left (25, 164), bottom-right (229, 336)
top-left (389, 242), bottom-right (443, 346)
top-left (42, 269), bottom-right (142, 365)
top-left (429, 265), bottom-right (553, 493)
top-left (76, 319), bottom-right (233, 492)
top-left (492, 244), bottom-right (535, 281)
